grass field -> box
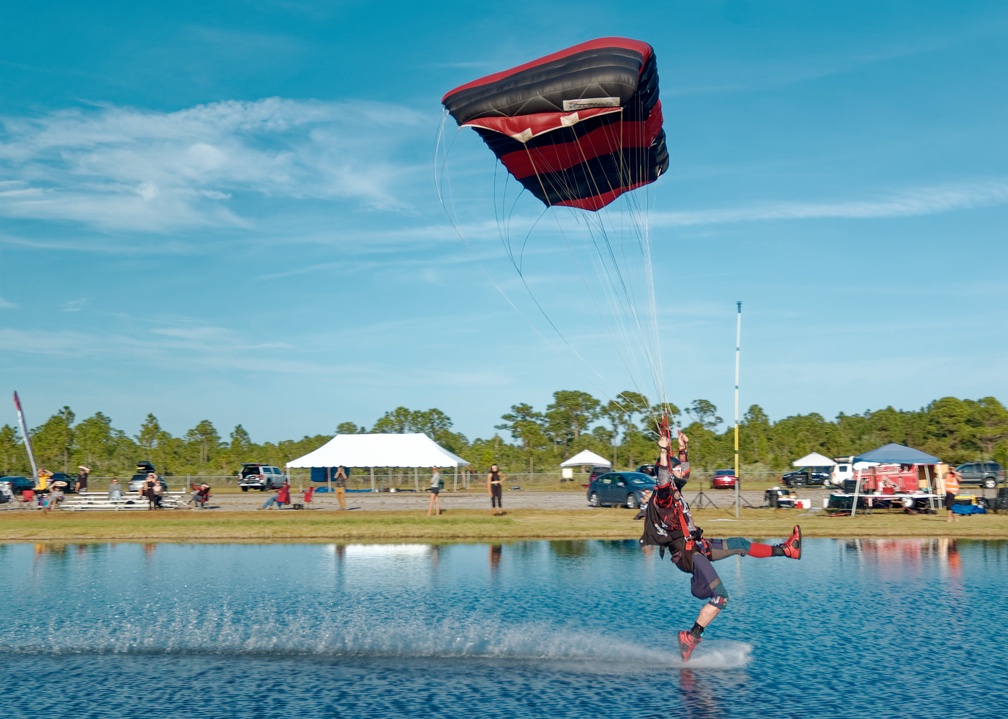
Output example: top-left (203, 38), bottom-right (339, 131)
top-left (2, 507), bottom-right (1005, 543)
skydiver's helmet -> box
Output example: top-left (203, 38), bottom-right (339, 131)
top-left (654, 456), bottom-right (691, 490)
top-left (664, 456), bottom-right (691, 490)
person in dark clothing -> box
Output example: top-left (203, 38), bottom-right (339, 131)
top-left (75, 466), bottom-right (91, 493)
top-left (640, 431), bottom-right (802, 662)
top-left (487, 464), bottom-right (504, 515)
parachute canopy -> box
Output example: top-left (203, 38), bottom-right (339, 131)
top-left (441, 37), bottom-right (668, 211)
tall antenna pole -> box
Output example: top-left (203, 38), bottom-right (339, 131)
top-left (733, 301), bottom-right (742, 518)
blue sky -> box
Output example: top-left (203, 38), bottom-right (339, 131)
top-left (1, 0), bottom-right (1006, 444)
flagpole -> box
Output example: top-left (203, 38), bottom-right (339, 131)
top-left (13, 392), bottom-right (40, 485)
top-left (734, 302), bottom-right (742, 519)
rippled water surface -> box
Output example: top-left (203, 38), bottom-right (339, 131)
top-left (1, 538), bottom-right (1005, 719)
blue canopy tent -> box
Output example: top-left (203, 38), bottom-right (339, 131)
top-left (854, 443), bottom-right (940, 465)
top-left (850, 443), bottom-right (942, 516)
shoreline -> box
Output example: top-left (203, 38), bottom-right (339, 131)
top-left (2, 499), bottom-right (1005, 543)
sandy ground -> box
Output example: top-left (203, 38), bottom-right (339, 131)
top-left (203, 486), bottom-right (834, 512)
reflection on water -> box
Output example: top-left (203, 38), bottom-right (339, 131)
top-left (1, 538), bottom-right (1007, 719)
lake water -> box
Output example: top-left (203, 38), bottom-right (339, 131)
top-left (1, 538), bottom-right (1005, 719)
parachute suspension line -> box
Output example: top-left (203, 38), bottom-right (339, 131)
top-left (435, 118), bottom-right (593, 370)
top-left (549, 208), bottom-right (653, 405)
top-left (560, 116), bottom-right (666, 407)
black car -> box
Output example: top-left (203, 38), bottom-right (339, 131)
top-left (636, 464), bottom-right (657, 477)
top-left (0, 475), bottom-right (34, 495)
top-left (955, 462), bottom-right (1004, 490)
top-left (587, 471), bottom-right (654, 509)
top-left (49, 472), bottom-right (76, 492)
top-left (782, 468), bottom-right (831, 488)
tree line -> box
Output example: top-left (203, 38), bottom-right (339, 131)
top-left (1, 393), bottom-right (1005, 478)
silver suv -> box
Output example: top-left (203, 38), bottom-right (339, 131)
top-left (955, 461), bottom-right (1004, 490)
top-left (238, 464), bottom-right (287, 492)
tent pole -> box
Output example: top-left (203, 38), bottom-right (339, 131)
top-left (370, 467), bottom-right (375, 492)
top-left (851, 467), bottom-right (862, 517)
top-left (925, 465), bottom-right (935, 512)
top-left (414, 467), bottom-right (419, 492)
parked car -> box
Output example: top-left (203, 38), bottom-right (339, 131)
top-left (127, 461), bottom-right (166, 493)
top-left (588, 465), bottom-right (611, 483)
top-left (955, 461), bottom-right (1004, 490)
top-left (0, 475), bottom-right (34, 495)
top-left (711, 468), bottom-right (737, 489)
top-left (238, 463), bottom-right (287, 492)
top-left (48, 472), bottom-right (76, 492)
top-left (636, 464), bottom-right (657, 477)
top-left (782, 467), bottom-right (830, 488)
top-left (587, 471), bottom-right (654, 509)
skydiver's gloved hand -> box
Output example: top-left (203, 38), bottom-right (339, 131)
top-left (691, 528), bottom-right (704, 542)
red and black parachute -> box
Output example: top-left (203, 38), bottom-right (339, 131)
top-left (441, 37), bottom-right (668, 211)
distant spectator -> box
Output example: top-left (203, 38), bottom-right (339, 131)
top-left (944, 465), bottom-right (960, 524)
top-left (151, 476), bottom-right (164, 509)
top-left (108, 477), bottom-right (123, 501)
top-left (302, 486), bottom-right (315, 508)
top-left (487, 464), bottom-right (504, 515)
top-left (334, 466), bottom-right (348, 510)
top-left (277, 481), bottom-right (291, 509)
top-left (261, 490), bottom-right (280, 510)
top-left (190, 483), bottom-right (211, 509)
top-left (143, 473), bottom-right (158, 510)
top-left (35, 469), bottom-right (53, 492)
top-left (45, 486), bottom-right (65, 512)
top-left (427, 467), bottom-right (442, 516)
top-left (75, 466), bottom-right (91, 493)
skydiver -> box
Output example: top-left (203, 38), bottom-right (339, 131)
top-left (640, 431), bottom-right (802, 662)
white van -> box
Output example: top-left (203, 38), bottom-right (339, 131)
top-left (830, 461), bottom-right (853, 488)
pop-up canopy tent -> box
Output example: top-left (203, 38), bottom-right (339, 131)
top-left (791, 452), bottom-right (836, 467)
top-left (560, 450), bottom-right (611, 468)
top-left (286, 433), bottom-right (470, 492)
top-left (849, 442), bottom-right (942, 516)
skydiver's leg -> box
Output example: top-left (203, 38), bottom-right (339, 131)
top-left (706, 525), bottom-right (802, 560)
top-left (679, 552), bottom-right (728, 662)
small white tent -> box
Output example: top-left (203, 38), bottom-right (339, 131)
top-left (287, 433), bottom-right (470, 491)
top-left (560, 450), bottom-right (611, 468)
top-left (791, 452), bottom-right (836, 467)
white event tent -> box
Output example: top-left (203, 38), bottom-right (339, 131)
top-left (286, 433), bottom-right (470, 492)
top-left (560, 450), bottom-right (612, 468)
top-left (791, 452), bottom-right (836, 467)
top-left (559, 450), bottom-right (611, 481)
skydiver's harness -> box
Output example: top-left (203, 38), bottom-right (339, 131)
top-left (639, 419), bottom-right (709, 568)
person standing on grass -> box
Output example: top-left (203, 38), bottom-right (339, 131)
top-left (944, 465), bottom-right (961, 523)
top-left (334, 466), bottom-right (348, 511)
top-left (427, 467), bottom-right (442, 516)
top-left (487, 464), bottom-right (504, 515)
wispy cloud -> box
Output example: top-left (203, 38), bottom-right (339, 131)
top-left (0, 295), bottom-right (15, 309)
top-left (0, 98), bottom-right (431, 233)
top-left (62, 298), bottom-right (87, 312)
top-left (652, 180), bottom-right (1008, 227)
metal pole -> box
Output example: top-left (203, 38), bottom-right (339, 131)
top-left (734, 301), bottom-right (742, 519)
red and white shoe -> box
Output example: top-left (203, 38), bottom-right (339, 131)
top-left (678, 630), bottom-right (702, 662)
top-left (783, 524), bottom-right (802, 560)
